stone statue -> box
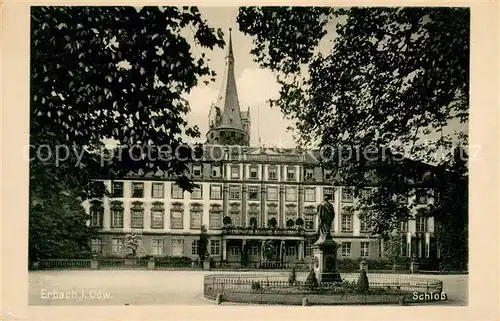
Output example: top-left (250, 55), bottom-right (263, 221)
top-left (315, 195), bottom-right (335, 244)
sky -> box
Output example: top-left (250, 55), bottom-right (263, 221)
top-left (183, 7), bottom-right (296, 148)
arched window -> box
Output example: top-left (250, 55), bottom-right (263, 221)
top-left (90, 201), bottom-right (103, 227)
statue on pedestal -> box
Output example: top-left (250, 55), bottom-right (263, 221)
top-left (315, 195), bottom-right (335, 244)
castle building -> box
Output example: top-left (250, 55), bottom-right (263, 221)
top-left (84, 29), bottom-right (438, 265)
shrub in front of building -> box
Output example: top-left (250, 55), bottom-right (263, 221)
top-left (357, 269), bottom-right (369, 293)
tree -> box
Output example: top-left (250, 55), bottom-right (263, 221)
top-left (262, 240), bottom-right (277, 261)
top-left (198, 225), bottom-right (209, 265)
top-left (223, 216), bottom-right (232, 227)
top-left (29, 6), bottom-right (224, 262)
top-left (238, 7), bottom-right (469, 235)
top-left (357, 269), bottom-right (369, 293)
top-left (122, 232), bottom-right (145, 258)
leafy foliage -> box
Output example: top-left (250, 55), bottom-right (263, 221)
top-left (262, 240), bottom-right (277, 261)
top-left (288, 267), bottom-right (297, 286)
top-left (30, 6), bottom-right (224, 262)
top-left (357, 269), bottom-right (369, 293)
top-left (223, 216), bottom-right (232, 226)
top-left (295, 217), bottom-right (304, 226)
top-left (238, 7), bottom-right (469, 235)
top-left (305, 269), bottom-right (319, 291)
top-left (198, 225), bottom-right (209, 262)
top-left (268, 217), bottom-right (277, 228)
top-left (122, 232), bottom-right (145, 257)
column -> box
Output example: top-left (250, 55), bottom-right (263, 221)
top-left (241, 184), bottom-right (247, 227)
top-left (407, 232), bottom-right (412, 257)
top-left (298, 186), bottom-right (304, 220)
top-left (298, 241), bottom-right (304, 260)
top-left (222, 239), bottom-right (227, 261)
top-left (223, 184), bottom-right (228, 218)
top-left (280, 240), bottom-right (285, 263)
top-left (279, 185), bottom-right (285, 228)
top-left (260, 186), bottom-right (266, 227)
top-left (425, 232), bottom-right (430, 258)
top-left (260, 240), bottom-right (265, 263)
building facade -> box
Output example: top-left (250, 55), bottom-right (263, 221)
top-left (84, 29), bottom-right (437, 265)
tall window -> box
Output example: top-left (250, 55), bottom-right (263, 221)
top-left (130, 202), bottom-right (144, 228)
top-left (230, 165), bottom-right (240, 179)
top-left (151, 203), bottom-right (164, 229)
top-left (268, 166), bottom-right (277, 180)
top-left (323, 169), bottom-right (332, 180)
top-left (132, 182), bottom-right (144, 198)
top-left (151, 239), bottom-right (163, 256)
top-left (341, 187), bottom-right (353, 202)
top-left (211, 164), bottom-right (222, 178)
top-left (304, 168), bottom-right (314, 180)
top-left (360, 217), bottom-right (370, 233)
top-left (267, 186), bottom-right (278, 201)
top-left (111, 182), bottom-right (123, 197)
top-left (111, 238), bottom-right (124, 255)
top-left (267, 205), bottom-right (278, 227)
top-left (190, 186), bottom-right (202, 199)
top-left (305, 187), bottom-right (316, 202)
top-left (249, 166), bottom-right (259, 179)
top-left (305, 212), bottom-right (315, 230)
top-left (90, 203), bottom-right (103, 227)
top-left (416, 216), bottom-right (427, 232)
top-left (229, 247), bottom-right (239, 255)
top-left (211, 240), bottom-right (221, 255)
top-left (399, 221), bottom-right (408, 232)
top-left (248, 185), bottom-right (259, 200)
top-left (171, 209), bottom-right (183, 229)
top-left (172, 239), bottom-right (183, 256)
top-left (285, 186), bottom-right (297, 202)
top-left (341, 242), bottom-right (351, 257)
top-left (151, 183), bottom-right (164, 198)
top-left (91, 238), bottom-right (102, 253)
top-left (229, 185), bottom-right (241, 199)
top-left (209, 207), bottom-right (222, 229)
top-left (360, 242), bottom-right (370, 257)
top-left (210, 185), bottom-right (222, 200)
top-left (305, 240), bottom-right (313, 257)
top-left (192, 240), bottom-right (199, 255)
top-left (110, 202), bottom-right (124, 228)
top-left (285, 208), bottom-right (296, 227)
top-left (341, 211), bottom-right (353, 232)
top-left (192, 164), bottom-right (202, 177)
top-left (286, 246), bottom-right (296, 257)
top-left (323, 187), bottom-right (334, 200)
top-left (171, 184), bottom-right (184, 199)
top-left (286, 166), bottom-right (296, 181)
top-left (190, 206), bottom-right (202, 229)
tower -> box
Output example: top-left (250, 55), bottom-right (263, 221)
top-left (206, 28), bottom-right (250, 146)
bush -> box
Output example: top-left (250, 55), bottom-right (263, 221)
top-left (305, 269), bottom-right (318, 291)
top-left (288, 267), bottom-right (296, 286)
top-left (251, 281), bottom-right (261, 291)
top-left (357, 269), bottom-right (369, 293)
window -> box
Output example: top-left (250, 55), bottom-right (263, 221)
top-left (192, 240), bottom-right (199, 255)
top-left (360, 242), bottom-right (370, 257)
top-left (360, 217), bottom-right (370, 232)
top-left (130, 204), bottom-right (144, 228)
top-left (341, 214), bottom-right (353, 232)
top-left (190, 186), bottom-right (202, 199)
top-left (304, 168), bottom-right (314, 180)
top-left (211, 240), bottom-right (221, 255)
top-left (171, 184), bottom-right (184, 199)
top-left (267, 186), bottom-right (278, 201)
top-left (360, 188), bottom-right (373, 200)
top-left (249, 166), bottom-right (259, 179)
top-left (209, 209), bottom-right (222, 229)
top-left (305, 212), bottom-right (315, 230)
top-left (111, 238), bottom-right (124, 255)
top-left (90, 204), bottom-right (103, 227)
top-left (192, 164), bottom-right (202, 177)
top-left (171, 210), bottom-right (183, 229)
top-left (151, 204), bottom-right (164, 229)
top-left (249, 246), bottom-right (259, 256)
top-left (132, 182), bottom-right (144, 198)
top-left (152, 239), bottom-right (163, 256)
top-left (399, 221), bottom-right (408, 232)
top-left (190, 209), bottom-right (202, 229)
top-left (91, 238), bottom-right (102, 253)
top-left (229, 185), bottom-right (241, 199)
top-left (248, 214), bottom-right (259, 228)
top-left (248, 185), bottom-right (259, 200)
top-left (416, 216), bottom-right (427, 232)
top-left (286, 167), bottom-right (296, 181)
top-left (323, 187), bottom-right (334, 200)
top-left (285, 186), bottom-right (297, 202)
top-left (305, 241), bottom-right (313, 257)
top-left (324, 169), bottom-right (332, 180)
top-left (211, 165), bottom-right (221, 178)
top-left (416, 190), bottom-right (428, 204)
top-left (341, 242), bottom-right (351, 257)
top-left (110, 203), bottom-right (124, 228)
top-left (268, 166), bottom-right (277, 180)
top-left (152, 183), bottom-right (164, 198)
top-left (229, 246), bottom-right (239, 255)
top-left (341, 187), bottom-right (353, 202)
top-left (172, 239), bottom-right (183, 256)
top-left (210, 185), bottom-right (222, 200)
top-left (231, 165), bottom-right (240, 179)
top-left (111, 182), bottom-right (123, 197)
top-left (305, 187), bottom-right (316, 202)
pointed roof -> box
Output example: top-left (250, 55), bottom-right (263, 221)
top-left (215, 28), bottom-right (244, 131)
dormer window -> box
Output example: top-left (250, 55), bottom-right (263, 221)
top-left (192, 164), bottom-right (202, 177)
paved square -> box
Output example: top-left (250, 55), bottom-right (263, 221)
top-left (28, 270), bottom-right (467, 306)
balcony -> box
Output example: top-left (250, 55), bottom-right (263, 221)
top-left (221, 226), bottom-right (305, 236)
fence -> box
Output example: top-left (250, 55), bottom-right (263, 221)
top-left (38, 259), bottom-right (92, 269)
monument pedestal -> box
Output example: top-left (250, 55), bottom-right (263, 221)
top-left (312, 239), bottom-right (342, 283)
